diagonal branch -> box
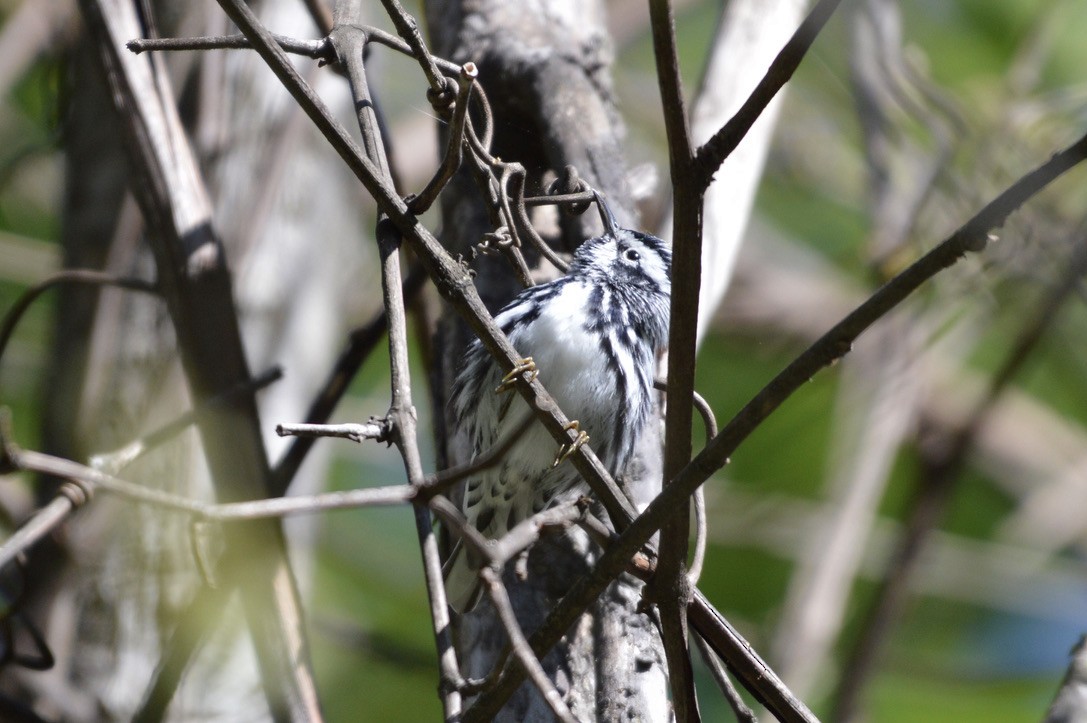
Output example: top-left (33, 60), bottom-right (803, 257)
top-left (832, 235), bottom-right (1087, 722)
top-left (693, 0), bottom-right (842, 185)
top-left (465, 128), bottom-right (1087, 722)
top-left (214, 0), bottom-right (636, 539)
top-left (480, 568), bottom-right (577, 723)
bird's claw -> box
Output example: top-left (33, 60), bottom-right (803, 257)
top-left (495, 357), bottom-right (537, 393)
top-left (552, 421), bottom-right (589, 468)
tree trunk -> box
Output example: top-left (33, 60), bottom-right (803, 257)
top-left (425, 1), bottom-right (669, 719)
top-left (24, 1), bottom-right (369, 719)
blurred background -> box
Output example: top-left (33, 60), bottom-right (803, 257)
top-left (1, 0), bottom-right (1086, 720)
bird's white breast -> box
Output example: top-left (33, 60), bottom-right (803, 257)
top-left (528, 281), bottom-right (614, 418)
top-left (496, 281), bottom-right (617, 476)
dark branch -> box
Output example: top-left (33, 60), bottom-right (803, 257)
top-left (0, 271), bottom-right (158, 386)
top-left (650, 0), bottom-right (701, 715)
top-left (466, 129), bottom-right (1087, 723)
top-left (693, 0), bottom-right (843, 184)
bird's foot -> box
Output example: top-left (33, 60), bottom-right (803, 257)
top-left (495, 357), bottom-right (537, 393)
top-left (552, 421), bottom-right (589, 468)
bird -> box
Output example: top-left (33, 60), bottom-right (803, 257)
top-left (443, 195), bottom-right (671, 612)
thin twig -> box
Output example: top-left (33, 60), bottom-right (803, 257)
top-left (488, 500), bottom-right (587, 567)
top-left (275, 420), bottom-right (389, 444)
top-left (126, 33), bottom-right (333, 60)
top-left (654, 379), bottom-right (718, 444)
top-left (90, 366), bottom-right (282, 475)
top-left (508, 168), bottom-right (570, 273)
top-left (0, 441), bottom-right (201, 571)
top-left (377, 0), bottom-right (447, 97)
top-left (489, 166), bottom-right (535, 286)
top-left (409, 62), bottom-right (478, 215)
top-left (126, 27), bottom-right (464, 75)
top-left (0, 406), bottom-right (533, 543)
top-left (377, 171), bottom-right (465, 715)
top-left (694, 0), bottom-right (844, 184)
top-left (523, 191), bottom-right (598, 208)
top-left (333, 0), bottom-right (464, 702)
top-left (480, 568), bottom-right (577, 723)
top-left (0, 492), bottom-right (85, 573)
top-left (270, 265), bottom-right (426, 496)
top-left (472, 85), bottom-right (495, 150)
top-left (692, 631), bottom-right (758, 723)
top-left (0, 270), bottom-right (158, 378)
top-left (688, 482), bottom-right (708, 586)
top-left (427, 494), bottom-right (493, 561)
top-left (418, 413), bottom-right (535, 496)
top-left (207, 485), bottom-right (416, 521)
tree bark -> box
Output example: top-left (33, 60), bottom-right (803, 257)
top-left (24, 1), bottom-right (369, 719)
top-left (424, 1), bottom-right (669, 719)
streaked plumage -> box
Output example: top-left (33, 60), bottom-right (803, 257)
top-left (444, 201), bottom-right (671, 612)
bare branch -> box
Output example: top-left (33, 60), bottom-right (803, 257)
top-left (126, 26), bottom-right (464, 75)
top-left (418, 413), bottom-right (535, 495)
top-left (270, 265), bottom-right (426, 496)
top-left (0, 486), bottom-right (89, 573)
top-left (126, 33), bottom-right (334, 60)
top-left (692, 632), bottom-right (758, 723)
top-left (480, 568), bottom-right (578, 723)
top-left (90, 366), bottom-right (283, 475)
top-left (275, 420), bottom-right (389, 444)
top-left (0, 439), bottom-right (205, 571)
top-left (408, 62), bottom-right (478, 214)
top-left (206, 0), bottom-right (804, 717)
top-left (207, 485), bottom-right (416, 521)
top-left (488, 500), bottom-right (587, 568)
top-left (427, 494), bottom-right (493, 561)
top-left (0, 270), bottom-right (158, 379)
top-left (468, 129), bottom-right (1087, 723)
top-left (329, 0), bottom-right (465, 708)
top-left (689, 593), bottom-right (817, 723)
top-left (649, 0), bottom-right (703, 713)
top-left (377, 220), bottom-right (463, 722)
top-left (833, 237), bottom-right (1087, 722)
top-left (607, 129), bottom-right (1087, 592)
top-left (693, 0), bottom-right (844, 184)
top-left (378, 0), bottom-right (448, 97)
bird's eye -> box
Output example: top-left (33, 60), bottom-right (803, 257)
top-left (623, 248), bottom-right (641, 262)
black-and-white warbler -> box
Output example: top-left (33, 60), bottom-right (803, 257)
top-left (444, 196), bottom-right (671, 612)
